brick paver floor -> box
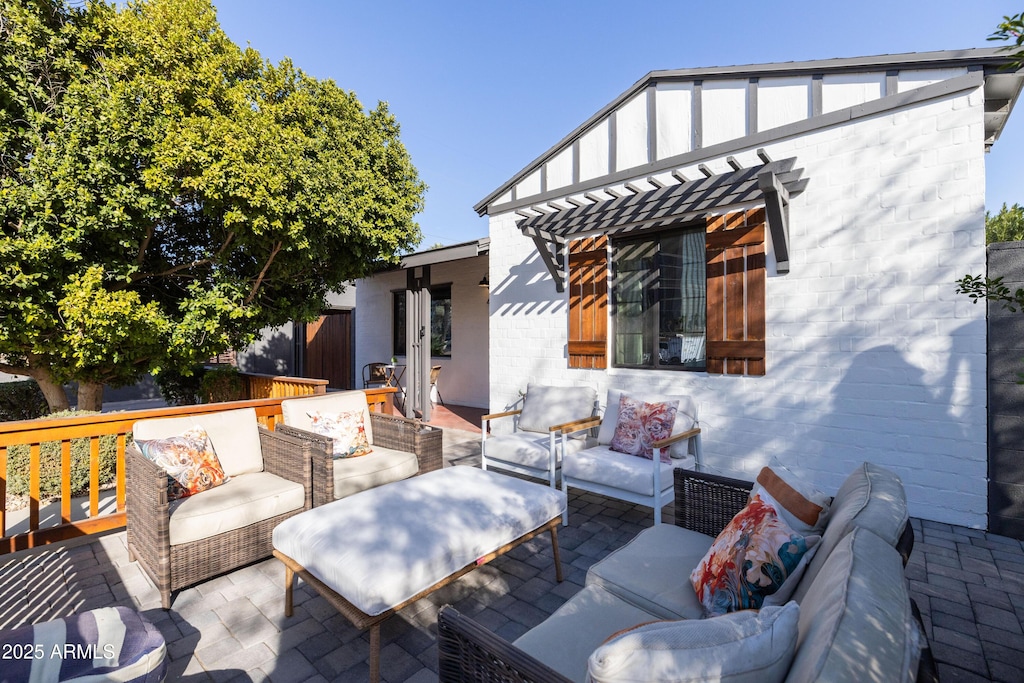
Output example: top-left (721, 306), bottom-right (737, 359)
top-left (1, 430), bottom-right (1021, 682)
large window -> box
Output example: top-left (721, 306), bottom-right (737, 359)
top-left (611, 227), bottom-right (706, 370)
top-left (392, 285), bottom-right (452, 358)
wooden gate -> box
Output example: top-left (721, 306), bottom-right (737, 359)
top-left (305, 310), bottom-right (354, 389)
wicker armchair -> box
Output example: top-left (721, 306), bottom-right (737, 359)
top-left (126, 408), bottom-right (313, 609)
top-left (436, 468), bottom-right (934, 683)
top-left (277, 391), bottom-right (443, 507)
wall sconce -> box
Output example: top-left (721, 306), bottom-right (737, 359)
top-left (478, 275), bottom-right (489, 288)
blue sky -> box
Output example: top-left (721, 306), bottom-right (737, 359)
top-left (212, 1), bottom-right (1023, 248)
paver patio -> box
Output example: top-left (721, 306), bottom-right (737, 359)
top-left (1, 428), bottom-right (1021, 682)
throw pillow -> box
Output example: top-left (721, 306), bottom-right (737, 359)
top-left (587, 602), bottom-right (799, 683)
top-left (308, 410), bottom-right (373, 458)
top-left (135, 426), bottom-right (229, 501)
top-left (689, 493), bottom-right (820, 615)
top-left (751, 463), bottom-right (831, 534)
top-left (608, 394), bottom-right (679, 462)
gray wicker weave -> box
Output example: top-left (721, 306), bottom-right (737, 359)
top-left (436, 468), bottom-right (937, 683)
top-left (126, 427), bottom-right (313, 609)
top-left (277, 412), bottom-right (443, 507)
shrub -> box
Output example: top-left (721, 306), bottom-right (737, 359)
top-left (154, 365), bottom-right (207, 406)
top-left (0, 380), bottom-right (50, 422)
top-left (5, 410), bottom-right (118, 500)
top-left (200, 366), bottom-right (247, 403)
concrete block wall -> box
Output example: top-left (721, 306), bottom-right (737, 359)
top-left (488, 86), bottom-right (989, 527)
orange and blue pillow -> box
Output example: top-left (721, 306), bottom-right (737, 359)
top-left (135, 425), bottom-right (229, 501)
top-left (690, 492), bottom-right (818, 615)
top-left (308, 410), bottom-right (373, 458)
top-left (608, 394), bottom-right (679, 463)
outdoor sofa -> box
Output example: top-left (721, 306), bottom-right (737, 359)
top-left (277, 390), bottom-right (443, 507)
top-left (438, 463), bottom-right (937, 683)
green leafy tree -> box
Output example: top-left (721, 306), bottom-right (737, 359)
top-left (0, 0), bottom-right (425, 412)
top-left (985, 203), bottom-right (1024, 243)
top-left (990, 12), bottom-right (1024, 67)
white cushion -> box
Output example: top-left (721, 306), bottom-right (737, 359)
top-left (786, 529), bottom-right (921, 683)
top-left (133, 407), bottom-right (263, 477)
top-left (485, 433), bottom-right (589, 471)
top-left (330, 446), bottom-right (419, 499)
top-left (281, 391), bottom-right (374, 444)
top-left (272, 466), bottom-right (566, 616)
top-left (514, 585), bottom-right (661, 683)
top-left (587, 602), bottom-right (799, 683)
top-left (586, 524), bottom-right (710, 620)
top-left (563, 445), bottom-right (675, 497)
top-left (168, 471), bottom-right (305, 545)
top-left (597, 389), bottom-right (697, 458)
top-left (517, 384), bottom-right (597, 434)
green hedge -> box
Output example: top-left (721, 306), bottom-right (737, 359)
top-left (0, 380), bottom-right (50, 422)
top-left (5, 410), bottom-right (119, 500)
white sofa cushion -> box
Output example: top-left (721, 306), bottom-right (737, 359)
top-left (587, 602), bottom-right (799, 683)
top-left (517, 384), bottom-right (597, 434)
top-left (586, 524), bottom-right (710, 620)
top-left (514, 585), bottom-right (662, 683)
top-left (563, 445), bottom-right (676, 496)
top-left (792, 462), bottom-right (908, 604)
top-left (168, 471), bottom-right (305, 545)
top-left (133, 407), bottom-right (263, 477)
top-left (786, 528), bottom-right (921, 683)
top-left (331, 446), bottom-right (419, 499)
top-left (485, 432), bottom-right (589, 471)
top-left (281, 391), bottom-right (374, 444)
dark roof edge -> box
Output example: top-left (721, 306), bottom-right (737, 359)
top-left (474, 47), bottom-right (1017, 215)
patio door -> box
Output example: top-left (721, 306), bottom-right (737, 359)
top-left (305, 310), bottom-right (354, 389)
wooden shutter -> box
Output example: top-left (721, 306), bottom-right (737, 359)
top-left (706, 208), bottom-right (766, 376)
top-left (567, 236), bottom-right (608, 369)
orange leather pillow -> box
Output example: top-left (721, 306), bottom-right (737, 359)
top-left (757, 467), bottom-right (824, 528)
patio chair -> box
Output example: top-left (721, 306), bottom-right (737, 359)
top-left (559, 389), bottom-right (703, 525)
top-left (277, 390), bottom-right (443, 506)
top-left (126, 407), bottom-right (313, 609)
top-left (481, 384), bottom-right (598, 489)
top-left (363, 362), bottom-right (389, 388)
top-left (430, 365), bottom-right (445, 405)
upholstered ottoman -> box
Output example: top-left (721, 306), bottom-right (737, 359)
top-left (0, 607), bottom-right (167, 682)
top-left (272, 465), bottom-right (566, 683)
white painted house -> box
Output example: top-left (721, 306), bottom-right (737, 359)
top-left (474, 49), bottom-right (1024, 529)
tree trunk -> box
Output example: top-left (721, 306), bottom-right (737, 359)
top-left (77, 382), bottom-right (104, 412)
top-left (33, 372), bottom-right (71, 413)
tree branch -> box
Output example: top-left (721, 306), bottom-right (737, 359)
top-left (245, 241), bottom-right (283, 305)
top-left (136, 225), bottom-right (154, 265)
top-left (131, 231), bottom-right (235, 282)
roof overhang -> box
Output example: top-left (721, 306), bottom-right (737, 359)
top-left (517, 154), bottom-right (806, 291)
top-left (397, 237), bottom-right (490, 269)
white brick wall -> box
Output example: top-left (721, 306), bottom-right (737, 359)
top-left (487, 87), bottom-right (988, 527)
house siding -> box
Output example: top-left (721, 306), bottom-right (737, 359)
top-left (487, 85), bottom-right (988, 528)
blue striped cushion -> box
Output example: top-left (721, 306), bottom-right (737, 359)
top-left (0, 606), bottom-right (166, 682)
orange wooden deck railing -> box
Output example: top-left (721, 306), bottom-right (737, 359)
top-left (0, 387), bottom-right (396, 555)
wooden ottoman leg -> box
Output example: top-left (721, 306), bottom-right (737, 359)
top-left (284, 564), bottom-right (294, 618)
top-left (369, 623), bottom-right (381, 683)
top-left (550, 524), bottom-right (564, 583)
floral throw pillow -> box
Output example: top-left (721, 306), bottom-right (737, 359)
top-left (308, 410), bottom-right (373, 458)
top-left (135, 426), bottom-right (229, 501)
top-left (608, 395), bottom-right (679, 463)
top-left (689, 493), bottom-right (819, 615)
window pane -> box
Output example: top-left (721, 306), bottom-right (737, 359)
top-left (657, 231), bottom-right (706, 368)
top-left (430, 285), bottom-right (452, 357)
top-left (612, 239), bottom-right (657, 366)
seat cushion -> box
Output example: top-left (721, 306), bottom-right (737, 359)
top-left (168, 471), bottom-right (305, 545)
top-left (587, 524), bottom-right (710, 620)
top-left (485, 432), bottom-right (589, 471)
top-left (517, 384), bottom-right (597, 433)
top-left (133, 407), bottom-right (263, 478)
top-left (563, 445), bottom-right (675, 497)
top-left (514, 585), bottom-right (663, 683)
top-left (786, 528), bottom-right (921, 683)
top-left (0, 607), bottom-right (167, 683)
top-left (793, 462), bottom-right (908, 603)
top-left (587, 603), bottom-right (799, 683)
top-left (331, 446), bottom-right (419, 499)
top-left (281, 390), bottom-right (374, 444)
